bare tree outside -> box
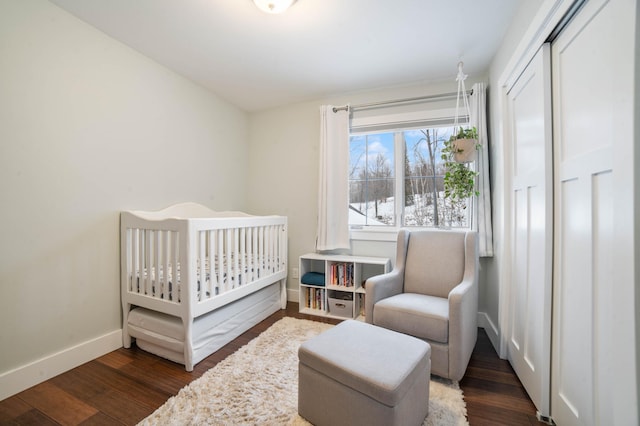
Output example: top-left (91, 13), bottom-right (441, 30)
top-left (405, 129), bottom-right (445, 226)
top-left (349, 134), bottom-right (395, 225)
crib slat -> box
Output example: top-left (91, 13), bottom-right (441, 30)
top-left (138, 230), bottom-right (143, 295)
top-left (260, 226), bottom-right (265, 277)
top-left (270, 226), bottom-right (274, 272)
top-left (162, 231), bottom-right (168, 300)
top-left (154, 230), bottom-right (161, 297)
top-left (247, 227), bottom-right (254, 283)
top-left (129, 229), bottom-right (136, 293)
top-left (198, 231), bottom-right (206, 302)
top-left (233, 228), bottom-right (239, 289)
top-left (207, 231), bottom-right (216, 297)
top-left (240, 227), bottom-right (246, 287)
top-left (150, 230), bottom-right (155, 296)
top-left (263, 226), bottom-right (268, 273)
top-left (218, 230), bottom-right (225, 294)
top-left (211, 229), bottom-right (219, 295)
top-left (274, 225), bottom-right (279, 272)
top-left (226, 229), bottom-right (233, 291)
top-left (227, 228), bottom-right (232, 292)
top-left (272, 225), bottom-right (277, 272)
top-left (172, 230), bottom-right (179, 302)
top-left (253, 227), bottom-right (259, 280)
top-left (140, 229), bottom-right (151, 294)
top-left (278, 225), bottom-right (287, 271)
top-left (266, 225), bottom-right (272, 273)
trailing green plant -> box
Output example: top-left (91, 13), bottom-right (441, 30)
top-left (441, 127), bottom-right (480, 203)
top-left (450, 126), bottom-right (478, 141)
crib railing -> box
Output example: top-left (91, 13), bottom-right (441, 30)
top-left (121, 214), bottom-right (287, 314)
top-left (195, 224), bottom-right (286, 300)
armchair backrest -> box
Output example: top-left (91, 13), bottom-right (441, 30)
top-left (402, 230), bottom-right (469, 298)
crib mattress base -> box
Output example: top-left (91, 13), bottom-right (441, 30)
top-left (128, 282), bottom-right (282, 366)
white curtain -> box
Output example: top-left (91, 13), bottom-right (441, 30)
top-left (470, 83), bottom-right (494, 257)
top-left (316, 105), bottom-right (350, 251)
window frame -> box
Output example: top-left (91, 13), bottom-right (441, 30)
top-left (348, 107), bottom-right (473, 241)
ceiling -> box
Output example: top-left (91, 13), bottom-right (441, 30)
top-left (49, 0), bottom-right (524, 112)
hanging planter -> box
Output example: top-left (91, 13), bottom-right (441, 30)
top-left (442, 62), bottom-right (480, 204)
top-left (441, 128), bottom-right (480, 203)
top-left (449, 127), bottom-right (479, 164)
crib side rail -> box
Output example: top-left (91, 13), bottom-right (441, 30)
top-left (120, 213), bottom-right (287, 317)
top-left (190, 216), bottom-right (288, 308)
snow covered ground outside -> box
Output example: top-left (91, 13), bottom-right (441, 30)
top-left (350, 192), bottom-right (470, 228)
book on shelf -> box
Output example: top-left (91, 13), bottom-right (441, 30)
top-left (306, 287), bottom-right (325, 311)
top-left (330, 262), bottom-right (354, 287)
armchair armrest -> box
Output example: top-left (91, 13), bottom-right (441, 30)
top-left (447, 276), bottom-right (478, 381)
top-left (364, 269), bottom-right (404, 324)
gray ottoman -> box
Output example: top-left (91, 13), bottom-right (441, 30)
top-left (298, 320), bottom-right (431, 426)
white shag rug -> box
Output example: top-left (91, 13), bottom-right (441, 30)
top-left (139, 317), bottom-right (468, 426)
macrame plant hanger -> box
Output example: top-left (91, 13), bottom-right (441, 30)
top-left (451, 62), bottom-right (477, 163)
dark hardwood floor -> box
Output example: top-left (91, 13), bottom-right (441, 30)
top-left (0, 303), bottom-right (539, 425)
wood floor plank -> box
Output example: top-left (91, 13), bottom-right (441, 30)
top-left (0, 395), bottom-right (32, 422)
top-left (17, 382), bottom-right (98, 426)
top-left (9, 408), bottom-right (60, 426)
top-left (116, 357), bottom-right (192, 396)
top-left (463, 365), bottom-right (524, 387)
top-left (78, 411), bottom-right (126, 426)
top-left (463, 390), bottom-right (537, 414)
top-left (93, 349), bottom-right (134, 370)
top-left (464, 399), bottom-right (540, 426)
top-left (461, 376), bottom-right (533, 403)
top-left (49, 367), bottom-right (108, 401)
top-left (84, 389), bottom-right (151, 425)
top-left (72, 362), bottom-right (170, 409)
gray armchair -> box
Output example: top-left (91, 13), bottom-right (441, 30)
top-left (365, 229), bottom-right (478, 381)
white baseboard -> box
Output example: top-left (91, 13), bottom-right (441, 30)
top-left (287, 288), bottom-right (299, 303)
top-left (0, 329), bottom-right (122, 401)
top-left (477, 311), bottom-right (501, 356)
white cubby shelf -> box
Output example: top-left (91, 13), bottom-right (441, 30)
top-left (298, 253), bottom-right (391, 321)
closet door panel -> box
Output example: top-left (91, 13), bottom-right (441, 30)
top-left (555, 177), bottom-right (593, 421)
top-left (592, 170), bottom-right (614, 422)
top-left (506, 44), bottom-right (552, 417)
top-left (555, 6), bottom-right (613, 162)
top-left (551, 0), bottom-right (616, 424)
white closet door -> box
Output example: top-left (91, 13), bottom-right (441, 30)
top-left (506, 44), bottom-right (553, 418)
top-left (551, 0), bottom-right (618, 423)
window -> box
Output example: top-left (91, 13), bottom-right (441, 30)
top-left (349, 125), bottom-right (472, 229)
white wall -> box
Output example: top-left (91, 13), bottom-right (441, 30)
top-left (0, 0), bottom-right (248, 396)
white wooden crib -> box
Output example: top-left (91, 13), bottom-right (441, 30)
top-left (120, 202), bottom-right (287, 371)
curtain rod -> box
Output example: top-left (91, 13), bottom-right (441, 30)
top-left (332, 89), bottom-right (473, 113)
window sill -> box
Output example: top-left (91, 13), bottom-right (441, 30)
top-left (350, 228), bottom-right (398, 242)
top-left (350, 226), bottom-right (472, 242)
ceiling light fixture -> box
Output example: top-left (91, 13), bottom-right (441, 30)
top-left (252, 0), bottom-right (296, 14)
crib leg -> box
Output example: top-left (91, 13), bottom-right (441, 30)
top-left (183, 318), bottom-right (194, 371)
top-left (122, 302), bottom-right (132, 348)
top-left (280, 278), bottom-right (287, 309)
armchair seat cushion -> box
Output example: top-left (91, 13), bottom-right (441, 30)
top-left (374, 293), bottom-right (449, 344)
